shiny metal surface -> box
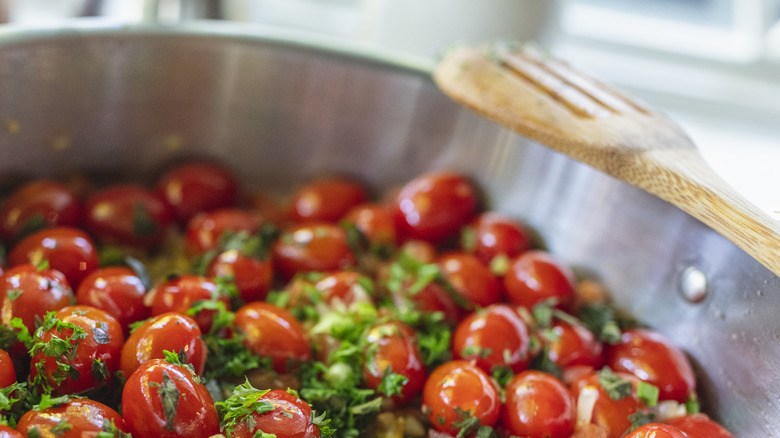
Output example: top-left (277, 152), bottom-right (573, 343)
top-left (0, 23), bottom-right (778, 435)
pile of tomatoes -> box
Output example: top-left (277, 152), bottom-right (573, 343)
top-left (0, 162), bottom-right (735, 438)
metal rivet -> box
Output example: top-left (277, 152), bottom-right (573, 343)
top-left (680, 266), bottom-right (707, 303)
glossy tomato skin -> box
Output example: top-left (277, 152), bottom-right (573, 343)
top-left (207, 249), bottom-right (274, 304)
top-left (503, 250), bottom-right (575, 310)
top-left (543, 319), bottom-right (604, 369)
top-left (570, 371), bottom-right (646, 438)
top-left (234, 302), bottom-right (311, 373)
top-left (343, 203), bottom-right (398, 248)
top-left (289, 177), bottom-right (368, 223)
top-left (665, 413), bottom-right (734, 438)
top-left (363, 321), bottom-right (426, 405)
top-left (0, 264), bottom-right (73, 333)
top-left (272, 222), bottom-right (355, 280)
top-left (501, 370), bottom-right (576, 438)
top-left (16, 398), bottom-right (128, 438)
top-left (437, 251), bottom-right (503, 307)
top-left (157, 162), bottom-right (239, 224)
top-left (0, 348), bottom-right (15, 388)
top-left (8, 226), bottom-right (99, 289)
top-left (422, 360), bottom-right (501, 436)
top-left (0, 425), bottom-right (22, 438)
top-left (76, 266), bottom-right (149, 332)
top-left (148, 275), bottom-right (230, 334)
top-left (452, 304), bottom-right (531, 374)
top-left (120, 312), bottom-right (207, 378)
top-left (228, 389), bottom-right (321, 438)
top-left (84, 184), bottom-right (174, 249)
top-left (606, 329), bottom-right (696, 403)
top-left (0, 180), bottom-right (82, 244)
top-left (185, 208), bottom-right (261, 255)
top-left (624, 423), bottom-right (688, 438)
top-left (394, 172), bottom-right (479, 244)
top-left (30, 305), bottom-right (124, 395)
top-left (462, 212), bottom-right (531, 266)
top-left (122, 359), bottom-right (220, 438)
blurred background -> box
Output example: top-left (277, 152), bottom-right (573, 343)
top-left (1, 0), bottom-right (778, 216)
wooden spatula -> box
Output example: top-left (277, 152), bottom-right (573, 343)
top-left (434, 42), bottom-right (780, 277)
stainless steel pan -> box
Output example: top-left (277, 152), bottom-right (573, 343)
top-left (0, 22), bottom-right (777, 435)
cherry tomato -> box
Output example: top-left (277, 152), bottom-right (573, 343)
top-left (287, 271), bottom-right (372, 311)
top-left (570, 370), bottom-right (647, 438)
top-left (289, 177), bottom-right (367, 223)
top-left (0, 263), bottom-right (73, 333)
top-left (437, 251), bottom-right (503, 307)
top-left (0, 180), bottom-right (82, 244)
top-left (30, 305), bottom-right (124, 395)
top-left (122, 359), bottom-right (220, 438)
top-left (120, 312), bottom-right (207, 378)
top-left (461, 212), bottom-right (531, 266)
top-left (76, 266), bottom-right (149, 332)
top-left (542, 318), bottom-right (604, 369)
top-left (224, 388), bottom-right (321, 438)
top-left (207, 249), bottom-right (273, 304)
top-left (363, 321), bottom-right (426, 405)
top-left (666, 413), bottom-right (734, 438)
top-left (185, 208), bottom-right (261, 255)
top-left (234, 302), bottom-right (311, 373)
top-left (84, 184), bottom-right (173, 249)
top-left (395, 281), bottom-right (464, 324)
top-left (452, 304), bottom-right (531, 373)
top-left (503, 250), bottom-right (575, 310)
top-left (624, 423), bottom-right (688, 438)
top-left (8, 226), bottom-right (99, 289)
top-left (157, 162), bottom-right (239, 224)
top-left (0, 348), bottom-right (15, 388)
top-left (422, 360), bottom-right (500, 436)
top-left (16, 398), bottom-right (128, 438)
top-left (148, 275), bottom-right (230, 334)
top-left (394, 172), bottom-right (479, 244)
top-left (272, 222), bottom-right (355, 280)
top-left (501, 370), bottom-right (576, 438)
top-left (605, 329), bottom-right (696, 403)
top-left (0, 426), bottom-right (22, 438)
top-left (343, 203), bottom-right (398, 248)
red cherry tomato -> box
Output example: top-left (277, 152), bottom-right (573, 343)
top-left (363, 321), bottom-right (426, 405)
top-left (437, 251), bottom-right (503, 307)
top-left (624, 423), bottom-right (688, 438)
top-left (8, 226), bottom-right (99, 289)
top-left (542, 318), bottom-right (604, 369)
top-left (289, 177), bottom-right (368, 223)
top-left (120, 312), bottom-right (207, 378)
top-left (148, 275), bottom-right (230, 334)
top-left (224, 388), bottom-right (322, 438)
top-left (272, 222), bottom-right (355, 280)
top-left (0, 425), bottom-right (22, 438)
top-left (343, 203), bottom-right (398, 248)
top-left (76, 266), bottom-right (149, 332)
top-left (606, 328), bottom-right (696, 403)
top-left (0, 348), bottom-right (16, 388)
top-left (84, 184), bottom-right (173, 249)
top-left (394, 172), bottom-right (479, 244)
top-left (0, 180), bottom-right (82, 244)
top-left (185, 208), bottom-right (261, 255)
top-left (207, 249), bottom-right (273, 304)
top-left (501, 370), bottom-right (576, 438)
top-left (570, 370), bottom-right (647, 438)
top-left (234, 302), bottom-right (311, 373)
top-left (462, 212), bottom-right (531, 266)
top-left (0, 264), bottom-right (73, 333)
top-left (422, 360), bottom-right (501, 436)
top-left (16, 398), bottom-right (128, 438)
top-left (287, 270), bottom-right (372, 310)
top-left (30, 305), bottom-right (124, 395)
top-left (503, 250), bottom-right (575, 310)
top-left (452, 304), bottom-right (531, 373)
top-left (157, 162), bottom-right (239, 224)
top-left (665, 413), bottom-right (735, 438)
top-left (122, 359), bottom-right (220, 438)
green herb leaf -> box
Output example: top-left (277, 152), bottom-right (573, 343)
top-left (598, 367), bottom-right (633, 401)
top-left (636, 381), bottom-right (660, 407)
top-left (157, 370), bottom-right (181, 432)
top-left (216, 379), bottom-right (274, 436)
